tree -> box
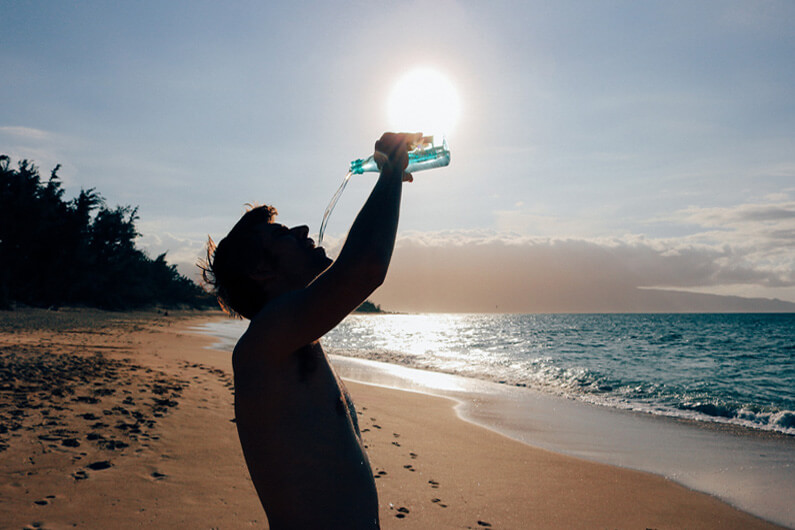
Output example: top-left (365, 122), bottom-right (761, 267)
top-left (0, 156), bottom-right (214, 310)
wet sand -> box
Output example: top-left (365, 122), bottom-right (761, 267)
top-left (0, 309), bottom-right (785, 529)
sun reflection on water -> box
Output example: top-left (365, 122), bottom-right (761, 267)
top-left (324, 313), bottom-right (509, 378)
top-left (346, 314), bottom-right (462, 356)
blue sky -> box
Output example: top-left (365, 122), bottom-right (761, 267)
top-left (2, 1), bottom-right (794, 310)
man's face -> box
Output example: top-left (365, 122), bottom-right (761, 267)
top-left (255, 223), bottom-right (333, 290)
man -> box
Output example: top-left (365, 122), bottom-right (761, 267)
top-left (202, 132), bottom-right (420, 529)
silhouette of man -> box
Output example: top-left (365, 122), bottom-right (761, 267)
top-left (203, 132), bottom-right (420, 529)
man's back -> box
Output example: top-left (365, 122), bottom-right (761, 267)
top-left (233, 337), bottom-right (379, 529)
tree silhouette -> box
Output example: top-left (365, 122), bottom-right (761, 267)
top-left (0, 155), bottom-right (213, 310)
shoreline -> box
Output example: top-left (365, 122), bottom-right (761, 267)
top-left (1, 308), bottom-right (789, 528)
top-left (344, 380), bottom-right (785, 529)
top-left (330, 355), bottom-right (795, 528)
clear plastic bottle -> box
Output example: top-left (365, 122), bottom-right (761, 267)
top-left (318, 136), bottom-right (451, 244)
top-left (349, 136), bottom-right (451, 175)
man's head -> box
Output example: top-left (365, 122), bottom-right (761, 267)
top-left (202, 205), bottom-right (332, 319)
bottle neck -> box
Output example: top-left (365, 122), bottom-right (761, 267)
top-left (349, 156), bottom-right (379, 175)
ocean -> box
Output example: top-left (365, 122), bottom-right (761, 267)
top-left (199, 312), bottom-right (795, 436)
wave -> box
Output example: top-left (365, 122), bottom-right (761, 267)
top-left (326, 345), bottom-right (795, 436)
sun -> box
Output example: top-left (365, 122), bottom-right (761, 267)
top-left (387, 67), bottom-right (461, 136)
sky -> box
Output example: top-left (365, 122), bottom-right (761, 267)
top-left (2, 0), bottom-right (794, 312)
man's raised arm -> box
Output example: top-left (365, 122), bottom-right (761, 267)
top-left (331, 132), bottom-right (420, 293)
top-left (242, 132), bottom-right (420, 356)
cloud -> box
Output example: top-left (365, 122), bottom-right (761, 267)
top-left (0, 127), bottom-right (87, 188)
top-left (134, 194), bottom-right (795, 312)
top-left (670, 199), bottom-right (795, 278)
top-left (678, 201), bottom-right (795, 228)
top-left (370, 195), bottom-right (795, 312)
top-left (136, 230), bottom-right (207, 281)
top-left (0, 126), bottom-right (53, 141)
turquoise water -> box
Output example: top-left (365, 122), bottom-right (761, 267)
top-left (202, 313), bottom-right (795, 435)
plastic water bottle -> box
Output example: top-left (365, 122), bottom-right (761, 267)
top-left (349, 136), bottom-right (451, 175)
top-left (318, 136), bottom-right (451, 245)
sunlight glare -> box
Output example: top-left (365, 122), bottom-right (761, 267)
top-left (387, 67), bottom-right (461, 136)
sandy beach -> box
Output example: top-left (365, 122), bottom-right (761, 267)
top-left (0, 309), bottom-right (785, 529)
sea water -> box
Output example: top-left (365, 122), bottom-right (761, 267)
top-left (199, 312), bottom-right (795, 435)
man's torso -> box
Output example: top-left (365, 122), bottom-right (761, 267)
top-left (233, 339), bottom-right (379, 529)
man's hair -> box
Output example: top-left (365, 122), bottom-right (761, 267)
top-left (200, 204), bottom-right (278, 319)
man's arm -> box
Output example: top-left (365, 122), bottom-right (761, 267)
top-left (239, 132), bottom-right (419, 358)
top-left (331, 132), bottom-right (417, 292)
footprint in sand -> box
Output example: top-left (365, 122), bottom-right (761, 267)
top-left (86, 460), bottom-right (112, 471)
top-left (98, 439), bottom-right (129, 450)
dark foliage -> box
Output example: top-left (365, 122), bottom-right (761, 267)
top-left (0, 155), bottom-right (214, 310)
top-left (355, 300), bottom-right (383, 313)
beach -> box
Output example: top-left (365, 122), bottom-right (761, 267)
top-left (0, 309), bottom-right (787, 529)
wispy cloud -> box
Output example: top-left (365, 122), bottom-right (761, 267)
top-left (678, 201), bottom-right (795, 227)
top-left (671, 198), bottom-right (795, 276)
top-left (0, 126), bottom-right (88, 188)
top-left (0, 126), bottom-right (53, 141)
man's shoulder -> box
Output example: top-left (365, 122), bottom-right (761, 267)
top-left (232, 323), bottom-right (321, 371)
top-left (232, 307), bottom-right (281, 361)
top-left (231, 328), bottom-right (278, 397)
top-left (232, 325), bottom-right (270, 373)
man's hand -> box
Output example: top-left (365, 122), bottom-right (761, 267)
top-left (373, 132), bottom-right (422, 183)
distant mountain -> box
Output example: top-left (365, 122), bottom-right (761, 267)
top-left (373, 285), bottom-right (795, 314)
top-left (623, 288), bottom-right (795, 313)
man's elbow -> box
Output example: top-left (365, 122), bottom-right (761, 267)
top-left (359, 260), bottom-right (388, 291)
top-left (345, 253), bottom-right (388, 294)
top-left (334, 249), bottom-right (391, 293)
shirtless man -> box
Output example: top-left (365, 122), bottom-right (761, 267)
top-left (202, 132), bottom-right (420, 529)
